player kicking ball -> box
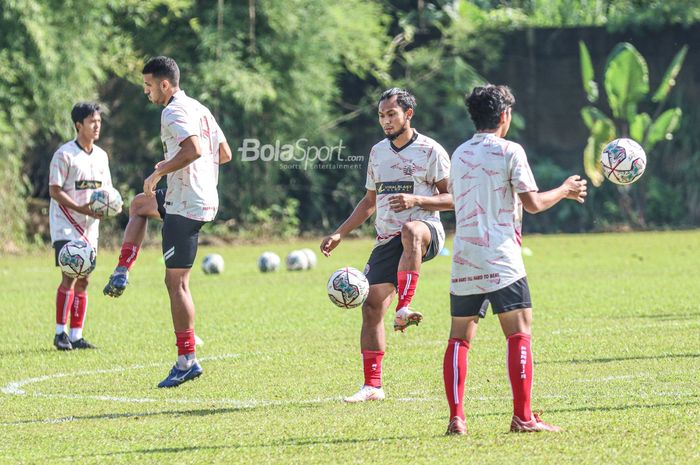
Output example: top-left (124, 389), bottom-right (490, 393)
top-left (444, 85), bottom-right (587, 435)
top-left (320, 88), bottom-right (453, 403)
top-left (103, 56), bottom-right (231, 388)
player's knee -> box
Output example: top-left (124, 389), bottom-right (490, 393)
top-left (361, 300), bottom-right (384, 325)
top-left (75, 277), bottom-right (89, 292)
top-left (164, 273), bottom-right (188, 293)
top-left (130, 193), bottom-right (155, 218)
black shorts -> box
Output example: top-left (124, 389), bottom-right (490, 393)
top-left (161, 213), bottom-right (206, 269)
top-left (53, 240), bottom-right (97, 269)
top-left (155, 188), bottom-right (167, 220)
top-left (364, 221), bottom-right (441, 286)
top-left (450, 277), bottom-right (532, 317)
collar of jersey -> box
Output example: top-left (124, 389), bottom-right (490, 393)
top-left (389, 129), bottom-right (419, 152)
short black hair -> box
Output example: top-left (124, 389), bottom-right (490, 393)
top-left (71, 102), bottom-right (101, 126)
top-left (142, 56), bottom-right (180, 86)
top-left (379, 87), bottom-right (416, 113)
top-left (465, 85), bottom-right (515, 130)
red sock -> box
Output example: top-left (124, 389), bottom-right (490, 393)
top-left (396, 270), bottom-right (419, 311)
top-left (362, 350), bottom-right (384, 388)
top-left (117, 242), bottom-right (140, 270)
top-left (56, 286), bottom-right (74, 326)
top-left (507, 332), bottom-right (533, 421)
top-left (443, 338), bottom-right (470, 420)
top-left (175, 329), bottom-right (196, 356)
top-left (69, 292), bottom-right (88, 329)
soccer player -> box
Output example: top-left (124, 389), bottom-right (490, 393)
top-left (443, 84), bottom-right (587, 434)
top-left (320, 88), bottom-right (453, 403)
top-left (103, 56), bottom-right (231, 387)
top-left (49, 102), bottom-right (113, 351)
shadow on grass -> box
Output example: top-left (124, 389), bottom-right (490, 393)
top-left (538, 353), bottom-right (700, 365)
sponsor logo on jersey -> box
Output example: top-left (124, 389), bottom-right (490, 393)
top-left (376, 181), bottom-right (414, 195)
top-left (74, 180), bottom-right (102, 190)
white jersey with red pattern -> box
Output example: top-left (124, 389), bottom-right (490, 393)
top-left (365, 131), bottom-right (450, 247)
top-left (161, 90), bottom-right (227, 222)
top-left (48, 140), bottom-right (113, 247)
top-left (449, 133), bottom-right (538, 295)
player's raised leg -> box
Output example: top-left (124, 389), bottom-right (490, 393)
top-left (344, 283), bottom-right (395, 403)
top-left (104, 192), bottom-right (162, 297)
top-left (394, 220), bottom-right (432, 332)
top-left (69, 276), bottom-right (96, 349)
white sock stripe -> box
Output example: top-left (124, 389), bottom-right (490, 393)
top-left (452, 341), bottom-right (459, 404)
top-left (401, 274), bottom-right (412, 300)
top-left (61, 290), bottom-right (71, 325)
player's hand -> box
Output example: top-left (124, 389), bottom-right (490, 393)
top-left (388, 194), bottom-right (419, 212)
top-left (143, 171), bottom-right (162, 198)
top-left (78, 203), bottom-right (103, 219)
top-left (320, 233), bottom-right (342, 257)
top-left (563, 175), bottom-right (588, 203)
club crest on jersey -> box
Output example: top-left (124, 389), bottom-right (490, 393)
top-left (75, 180), bottom-right (102, 190)
top-left (376, 181), bottom-right (414, 195)
top-left (403, 163), bottom-right (417, 176)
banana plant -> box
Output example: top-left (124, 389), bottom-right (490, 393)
top-left (579, 41), bottom-right (687, 186)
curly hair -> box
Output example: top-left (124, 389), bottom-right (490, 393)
top-left (464, 85), bottom-right (515, 130)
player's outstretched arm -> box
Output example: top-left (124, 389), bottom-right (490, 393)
top-left (320, 190), bottom-right (377, 257)
top-left (519, 175), bottom-right (587, 214)
top-left (48, 185), bottom-right (102, 219)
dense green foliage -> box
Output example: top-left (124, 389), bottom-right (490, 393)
top-left (1, 232), bottom-right (699, 463)
top-left (1, 0), bottom-right (699, 249)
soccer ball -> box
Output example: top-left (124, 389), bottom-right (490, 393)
top-left (300, 248), bottom-right (317, 270)
top-left (58, 240), bottom-right (96, 278)
top-left (286, 250), bottom-right (309, 271)
top-left (258, 252), bottom-right (280, 272)
top-left (326, 266), bottom-right (370, 309)
top-left (202, 254), bottom-right (224, 274)
top-left (89, 188), bottom-right (123, 217)
top-left (600, 138), bottom-right (647, 185)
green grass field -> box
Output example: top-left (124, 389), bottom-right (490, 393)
top-left (1, 231), bottom-right (699, 464)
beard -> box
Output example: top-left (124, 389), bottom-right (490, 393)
top-left (386, 118), bottom-right (409, 141)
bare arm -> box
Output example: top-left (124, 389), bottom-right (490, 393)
top-left (519, 175), bottom-right (587, 214)
top-left (144, 135), bottom-right (202, 196)
top-left (320, 190), bottom-right (377, 256)
top-left (388, 177), bottom-right (454, 212)
top-left (48, 185), bottom-right (101, 218)
top-left (219, 141), bottom-right (232, 164)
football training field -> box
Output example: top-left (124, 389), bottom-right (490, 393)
top-left (1, 231), bottom-right (698, 464)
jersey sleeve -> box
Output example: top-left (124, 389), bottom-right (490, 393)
top-left (49, 150), bottom-right (69, 187)
top-left (426, 143), bottom-right (451, 184)
top-left (509, 143), bottom-right (538, 193)
top-left (364, 148), bottom-right (376, 191)
top-left (163, 106), bottom-right (199, 145)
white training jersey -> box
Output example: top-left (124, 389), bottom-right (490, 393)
top-left (48, 140), bottom-right (113, 247)
top-left (365, 131), bottom-right (450, 247)
top-left (161, 90), bottom-right (227, 222)
top-left (449, 133), bottom-right (538, 295)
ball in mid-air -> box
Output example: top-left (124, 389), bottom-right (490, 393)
top-left (58, 240), bottom-right (96, 278)
top-left (600, 138), bottom-right (646, 185)
top-left (202, 254), bottom-right (224, 274)
top-left (326, 266), bottom-right (369, 309)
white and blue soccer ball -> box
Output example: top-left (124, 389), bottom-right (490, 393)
top-left (89, 187), bottom-right (123, 217)
top-left (286, 250), bottom-right (309, 271)
top-left (300, 248), bottom-right (317, 270)
top-left (58, 240), bottom-right (96, 279)
top-left (258, 252), bottom-right (281, 272)
top-left (202, 254), bottom-right (224, 274)
top-left (600, 138), bottom-right (647, 185)
top-left (326, 266), bottom-right (370, 309)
